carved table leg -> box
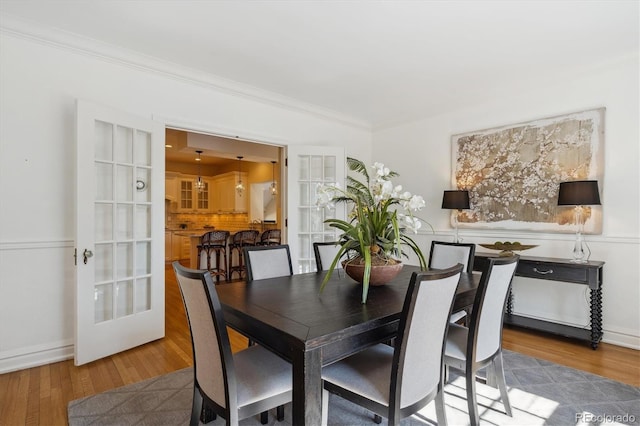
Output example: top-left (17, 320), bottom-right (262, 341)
top-left (506, 286), bottom-right (514, 315)
top-left (589, 287), bottom-right (603, 350)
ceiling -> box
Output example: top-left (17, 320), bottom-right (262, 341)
top-left (164, 129), bottom-right (280, 166)
top-left (1, 1), bottom-right (637, 130)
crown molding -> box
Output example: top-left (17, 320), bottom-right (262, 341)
top-left (0, 13), bottom-right (371, 131)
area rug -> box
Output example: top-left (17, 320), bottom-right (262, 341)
top-left (68, 350), bottom-right (639, 425)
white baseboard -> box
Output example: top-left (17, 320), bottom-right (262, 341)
top-left (602, 330), bottom-right (640, 350)
top-left (0, 326), bottom-right (635, 376)
top-left (0, 342), bottom-right (74, 374)
top-left (509, 312), bottom-right (640, 351)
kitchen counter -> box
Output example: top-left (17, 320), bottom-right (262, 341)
top-left (188, 235), bottom-right (202, 268)
top-left (165, 229), bottom-right (213, 262)
top-left (173, 230), bottom-right (207, 237)
top-left (167, 227), bottom-right (213, 234)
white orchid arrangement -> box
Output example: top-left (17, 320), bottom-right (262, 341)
top-left (316, 157), bottom-right (430, 302)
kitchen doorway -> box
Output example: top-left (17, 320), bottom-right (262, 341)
top-left (164, 128), bottom-right (284, 266)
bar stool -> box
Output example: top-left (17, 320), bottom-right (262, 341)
top-left (228, 230), bottom-right (260, 280)
top-left (257, 229), bottom-right (281, 246)
top-left (198, 230), bottom-right (230, 283)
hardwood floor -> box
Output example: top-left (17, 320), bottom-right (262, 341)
top-left (1, 261), bottom-right (638, 425)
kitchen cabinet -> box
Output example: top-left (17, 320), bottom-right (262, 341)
top-left (165, 231), bottom-right (172, 261)
top-left (165, 231), bottom-right (183, 261)
top-left (176, 176), bottom-right (211, 213)
top-left (171, 233), bottom-right (183, 260)
top-left (165, 174), bottom-right (178, 201)
top-left (211, 172), bottom-right (248, 213)
top-left (181, 235), bottom-right (191, 260)
top-left (169, 231), bottom-right (206, 261)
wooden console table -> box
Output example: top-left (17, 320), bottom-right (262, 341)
top-left (473, 253), bottom-right (604, 349)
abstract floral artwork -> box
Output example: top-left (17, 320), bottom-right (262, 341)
top-left (451, 108), bottom-right (604, 233)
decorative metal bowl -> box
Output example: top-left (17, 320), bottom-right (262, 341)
top-left (478, 242), bottom-right (538, 256)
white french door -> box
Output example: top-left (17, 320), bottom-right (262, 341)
top-left (75, 100), bottom-right (165, 365)
top-left (286, 146), bottom-right (346, 274)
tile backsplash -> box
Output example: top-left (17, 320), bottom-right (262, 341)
top-left (167, 212), bottom-right (277, 233)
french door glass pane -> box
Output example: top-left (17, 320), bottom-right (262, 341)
top-left (310, 209), bottom-right (323, 232)
top-left (298, 208), bottom-right (309, 232)
top-left (298, 156), bottom-right (309, 180)
top-left (135, 278), bottom-right (151, 312)
top-left (94, 120), bottom-right (113, 161)
top-left (116, 242), bottom-right (133, 279)
top-left (116, 165), bottom-right (133, 202)
top-left (95, 163), bottom-right (113, 201)
top-left (115, 126), bottom-right (133, 164)
top-left (94, 284), bottom-right (113, 323)
top-left (116, 280), bottom-right (134, 318)
top-left (116, 204), bottom-right (133, 239)
top-left (135, 168), bottom-right (151, 203)
top-left (299, 183), bottom-right (309, 206)
top-left (310, 156), bottom-right (323, 180)
top-left (135, 130), bottom-right (151, 166)
top-left (299, 260), bottom-right (312, 274)
top-left (324, 157), bottom-right (336, 181)
top-left (135, 205), bottom-right (151, 239)
top-left (94, 243), bottom-right (113, 282)
top-left (95, 203), bottom-right (113, 241)
top-left (136, 242), bottom-right (151, 275)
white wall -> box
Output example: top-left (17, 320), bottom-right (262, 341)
top-left (1, 23), bottom-right (637, 375)
top-left (373, 54), bottom-right (640, 349)
top-left (0, 31), bottom-right (371, 372)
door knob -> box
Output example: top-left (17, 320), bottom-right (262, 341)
top-left (83, 249), bottom-right (94, 264)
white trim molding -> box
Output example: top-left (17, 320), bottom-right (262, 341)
top-left (0, 340), bottom-right (74, 374)
top-left (0, 13), bottom-right (370, 131)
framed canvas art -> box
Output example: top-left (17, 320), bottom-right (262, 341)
top-left (451, 108), bottom-right (604, 233)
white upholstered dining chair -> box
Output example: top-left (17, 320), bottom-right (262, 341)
top-left (429, 240), bottom-right (476, 323)
top-left (173, 262), bottom-right (292, 425)
top-left (444, 255), bottom-right (519, 426)
top-left (243, 244), bottom-right (293, 282)
top-left (313, 241), bottom-right (343, 272)
top-left (321, 264), bottom-right (464, 426)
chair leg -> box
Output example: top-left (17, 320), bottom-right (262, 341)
top-left (485, 360), bottom-right (497, 388)
top-left (466, 368), bottom-right (480, 426)
top-left (200, 403), bottom-right (216, 424)
top-left (213, 250), bottom-right (220, 283)
top-left (321, 388), bottom-right (329, 426)
top-left (492, 352), bottom-right (512, 416)
top-left (260, 410), bottom-right (268, 424)
top-left (198, 248), bottom-right (206, 270)
top-left (373, 414), bottom-right (383, 424)
top-left (435, 384), bottom-right (448, 426)
top-left (206, 250), bottom-right (212, 274)
top-left (276, 404), bottom-right (285, 421)
top-left (190, 387), bottom-right (203, 426)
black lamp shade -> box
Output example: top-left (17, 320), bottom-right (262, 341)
top-left (557, 180), bottom-right (601, 206)
top-left (442, 190), bottom-right (470, 209)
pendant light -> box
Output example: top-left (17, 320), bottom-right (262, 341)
top-left (235, 156), bottom-right (245, 196)
top-left (270, 160), bottom-right (277, 197)
top-left (194, 150), bottom-right (205, 193)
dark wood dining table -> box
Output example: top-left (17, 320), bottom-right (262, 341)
top-left (215, 265), bottom-right (480, 425)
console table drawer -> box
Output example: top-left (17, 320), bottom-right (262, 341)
top-left (516, 262), bottom-right (587, 283)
